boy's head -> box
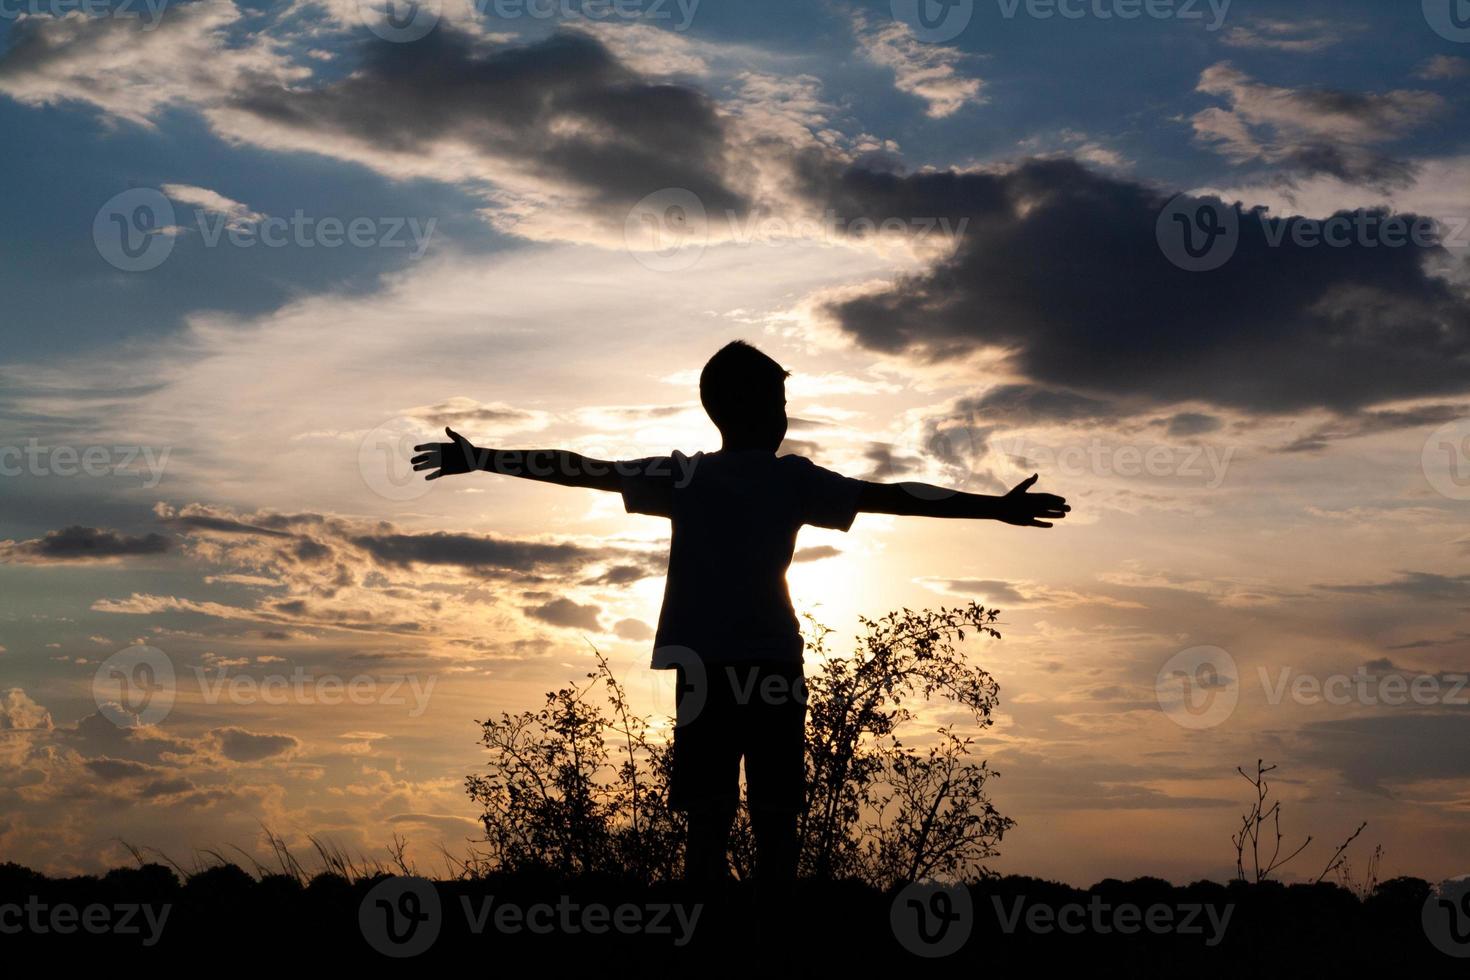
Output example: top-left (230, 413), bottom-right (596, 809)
top-left (700, 341), bottom-right (789, 451)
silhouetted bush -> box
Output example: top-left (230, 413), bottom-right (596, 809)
top-left (466, 603), bottom-right (1013, 887)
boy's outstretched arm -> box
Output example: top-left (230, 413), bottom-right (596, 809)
top-left (411, 428), bottom-right (623, 492)
top-left (856, 473), bottom-right (1070, 528)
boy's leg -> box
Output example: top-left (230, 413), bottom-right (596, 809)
top-left (743, 661), bottom-right (807, 888)
top-left (672, 662), bottom-right (741, 883)
top-left (748, 805), bottom-right (799, 885)
top-left (685, 799), bottom-right (739, 884)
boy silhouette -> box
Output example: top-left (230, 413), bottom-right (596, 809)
top-left (412, 341), bottom-right (1068, 892)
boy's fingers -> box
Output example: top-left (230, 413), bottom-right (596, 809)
top-left (1030, 519), bottom-right (1053, 528)
top-left (425, 470), bottom-right (444, 481)
top-left (410, 453), bottom-right (436, 465)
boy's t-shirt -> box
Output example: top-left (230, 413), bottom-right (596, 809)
top-left (619, 450), bottom-right (865, 668)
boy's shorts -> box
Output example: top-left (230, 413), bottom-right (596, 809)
top-left (670, 659), bottom-right (807, 814)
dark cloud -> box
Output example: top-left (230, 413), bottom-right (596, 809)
top-left (163, 514), bottom-right (295, 538)
top-left (940, 579), bottom-right (1031, 605)
top-left (793, 545), bottom-right (841, 563)
top-left (352, 531), bottom-right (604, 574)
top-left (1314, 571), bottom-right (1470, 602)
top-left (814, 158), bottom-right (1470, 415)
top-left (1, 525), bottom-right (170, 562)
top-left (1296, 713), bottom-right (1470, 795)
top-left (582, 559), bottom-right (662, 586)
top-left (209, 727), bottom-right (300, 763)
top-left (1276, 404), bottom-right (1468, 453)
top-left (860, 442), bottom-right (923, 480)
top-left (1191, 63), bottom-right (1440, 189)
top-left (83, 757), bottom-right (156, 780)
top-left (1164, 412), bottom-right (1224, 438)
top-left (958, 384), bottom-right (1119, 426)
top-left (525, 597), bottom-right (603, 631)
top-left (229, 29), bottom-right (749, 222)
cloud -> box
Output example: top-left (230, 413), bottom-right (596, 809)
top-left (1314, 571), bottom-right (1470, 603)
top-left (860, 442), bottom-right (924, 479)
top-left (1275, 403), bottom-right (1468, 453)
top-left (208, 726), bottom-right (301, 763)
top-left (1191, 63), bottom-right (1442, 188)
top-left (525, 597), bottom-right (603, 631)
top-left (352, 530), bottom-right (613, 576)
top-left (217, 28), bottom-right (749, 239)
top-left (0, 526), bottom-right (171, 563)
top-left (793, 545), bottom-right (841, 563)
top-left (162, 183), bottom-right (266, 231)
top-left (1416, 55), bottom-right (1470, 81)
top-left (957, 385), bottom-right (1119, 427)
top-left (1163, 412), bottom-right (1223, 438)
top-left (612, 618), bottom-right (654, 641)
top-left (851, 11), bottom-right (984, 119)
top-left (0, 2), bottom-right (305, 128)
top-left (1220, 18), bottom-right (1347, 53)
top-left (815, 158), bottom-right (1470, 416)
top-left (406, 397), bottom-right (548, 432)
top-left (0, 689), bottom-right (53, 730)
top-left (1297, 714), bottom-right (1470, 794)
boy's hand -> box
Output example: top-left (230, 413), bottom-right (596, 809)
top-left (411, 427), bottom-right (482, 480)
top-left (994, 474), bottom-right (1070, 528)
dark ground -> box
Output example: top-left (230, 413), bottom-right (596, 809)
top-left (0, 862), bottom-right (1460, 974)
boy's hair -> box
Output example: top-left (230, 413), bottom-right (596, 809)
top-left (699, 340), bottom-right (790, 431)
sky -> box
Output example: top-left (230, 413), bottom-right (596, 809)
top-left (0, 0), bottom-right (1468, 886)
